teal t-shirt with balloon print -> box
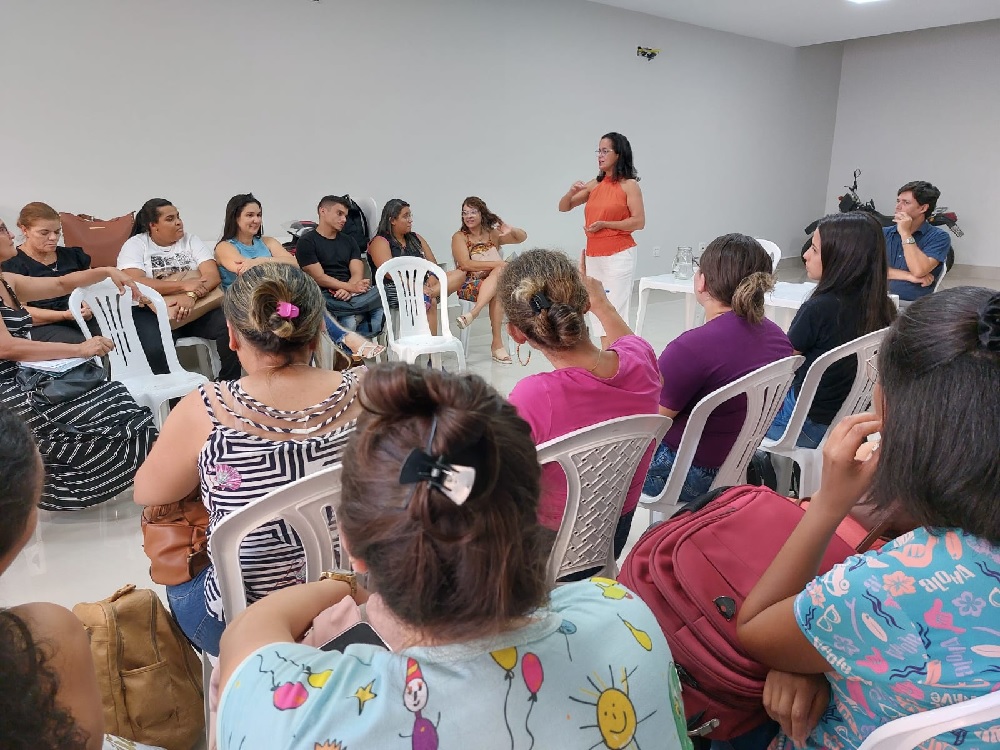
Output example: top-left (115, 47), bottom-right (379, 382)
top-left (779, 527), bottom-right (1000, 750)
top-left (218, 579), bottom-right (693, 750)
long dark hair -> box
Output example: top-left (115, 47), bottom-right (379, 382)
top-left (868, 287), bottom-right (1000, 543)
top-left (811, 212), bottom-right (897, 335)
top-left (0, 610), bottom-right (91, 750)
top-left (0, 406), bottom-right (42, 558)
top-left (376, 198), bottom-right (421, 254)
top-left (595, 132), bottom-right (639, 183)
top-left (130, 198), bottom-right (174, 237)
top-left (220, 193), bottom-right (263, 243)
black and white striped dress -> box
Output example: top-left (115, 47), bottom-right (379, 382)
top-left (0, 283), bottom-right (158, 511)
top-left (197, 374), bottom-right (359, 624)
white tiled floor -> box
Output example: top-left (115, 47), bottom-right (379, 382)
top-left (2, 259), bottom-right (995, 612)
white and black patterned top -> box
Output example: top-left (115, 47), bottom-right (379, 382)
top-left (198, 373), bottom-right (359, 622)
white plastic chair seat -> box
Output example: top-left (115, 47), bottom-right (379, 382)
top-left (640, 355), bottom-right (803, 522)
top-left (759, 328), bottom-right (888, 498)
top-left (176, 336), bottom-right (221, 378)
top-left (375, 256), bottom-right (466, 371)
top-left (538, 414), bottom-right (672, 583)
top-left (857, 688), bottom-right (1000, 750)
top-left (70, 280), bottom-right (208, 428)
top-left (754, 238), bottom-right (783, 273)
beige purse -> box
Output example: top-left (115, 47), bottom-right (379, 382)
top-left (164, 270), bottom-right (224, 329)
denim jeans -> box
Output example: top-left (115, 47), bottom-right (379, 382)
top-left (166, 565), bottom-right (224, 657)
top-left (642, 443), bottom-right (719, 502)
top-left (765, 389), bottom-right (830, 449)
top-left (324, 314), bottom-right (349, 346)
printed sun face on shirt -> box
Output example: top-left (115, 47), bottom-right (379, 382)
top-left (570, 666), bottom-right (655, 750)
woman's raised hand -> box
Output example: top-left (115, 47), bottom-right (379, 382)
top-left (810, 412), bottom-right (882, 521)
top-left (106, 268), bottom-right (144, 301)
top-left (78, 336), bottom-right (115, 358)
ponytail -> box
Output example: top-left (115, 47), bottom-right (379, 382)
top-left (730, 271), bottom-right (775, 325)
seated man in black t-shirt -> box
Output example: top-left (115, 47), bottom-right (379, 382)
top-left (295, 195), bottom-right (384, 337)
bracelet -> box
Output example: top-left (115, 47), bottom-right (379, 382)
top-left (319, 570), bottom-right (358, 598)
top-left (185, 291), bottom-right (198, 301)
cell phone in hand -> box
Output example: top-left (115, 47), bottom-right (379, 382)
top-left (319, 622), bottom-right (389, 653)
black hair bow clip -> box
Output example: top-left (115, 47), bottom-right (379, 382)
top-left (530, 292), bottom-right (552, 315)
top-left (398, 416), bottom-right (476, 506)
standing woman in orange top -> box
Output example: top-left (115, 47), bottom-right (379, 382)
top-left (558, 132), bottom-right (645, 349)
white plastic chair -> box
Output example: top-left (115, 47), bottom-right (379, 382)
top-left (356, 196), bottom-right (378, 245)
top-left (857, 689), bottom-right (1000, 750)
top-left (933, 257), bottom-right (949, 292)
top-left (70, 280), bottom-right (208, 428)
top-left (176, 336), bottom-right (221, 378)
top-left (538, 414), bottom-right (672, 584)
top-left (375, 256), bottom-right (466, 371)
top-left (456, 246), bottom-right (510, 354)
top-left (209, 464), bottom-right (344, 621)
top-left (754, 238), bottom-right (783, 273)
top-left (760, 328), bottom-right (888, 498)
top-left (640, 355), bottom-right (804, 523)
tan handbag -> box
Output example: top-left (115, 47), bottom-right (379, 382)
top-left (140, 487), bottom-right (210, 586)
top-left (164, 270), bottom-right (224, 329)
top-left (73, 584), bottom-right (205, 750)
top-left (59, 212), bottom-right (134, 268)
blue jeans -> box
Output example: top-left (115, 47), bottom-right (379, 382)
top-left (324, 314), bottom-right (349, 346)
top-left (765, 389), bottom-right (829, 449)
top-left (166, 565), bottom-right (224, 657)
top-left (642, 443), bottom-right (719, 502)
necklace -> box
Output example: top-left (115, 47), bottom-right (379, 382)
top-left (588, 349), bottom-right (603, 373)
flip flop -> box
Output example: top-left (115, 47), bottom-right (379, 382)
top-left (456, 313), bottom-right (475, 330)
top-left (492, 348), bottom-right (512, 365)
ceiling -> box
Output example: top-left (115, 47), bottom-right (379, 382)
top-left (586, 0), bottom-right (1000, 47)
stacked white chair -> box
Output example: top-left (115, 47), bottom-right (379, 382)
top-left (70, 280), bottom-right (208, 428)
top-left (537, 415), bottom-right (672, 584)
top-left (857, 689), bottom-right (1000, 750)
top-left (375, 256), bottom-right (466, 371)
top-left (640, 356), bottom-right (803, 523)
top-left (759, 328), bottom-right (888, 498)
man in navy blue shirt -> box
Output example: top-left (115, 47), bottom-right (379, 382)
top-left (884, 180), bottom-right (951, 301)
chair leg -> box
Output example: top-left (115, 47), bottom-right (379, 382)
top-left (771, 454), bottom-right (795, 497)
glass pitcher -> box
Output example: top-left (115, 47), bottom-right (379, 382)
top-left (672, 246), bottom-right (694, 280)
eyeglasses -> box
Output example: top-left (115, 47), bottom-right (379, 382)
top-left (595, 149), bottom-right (615, 156)
top-left (461, 211), bottom-right (480, 218)
top-left (865, 354), bottom-right (879, 382)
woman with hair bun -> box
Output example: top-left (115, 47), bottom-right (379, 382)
top-left (134, 262), bottom-right (363, 656)
top-left (738, 286), bottom-right (1000, 749)
top-left (216, 363), bottom-right (689, 750)
top-left (642, 234), bottom-right (792, 502)
top-left (500, 248), bottom-right (661, 559)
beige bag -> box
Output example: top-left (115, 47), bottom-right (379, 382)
top-left (59, 212), bottom-right (134, 269)
top-left (73, 585), bottom-right (204, 750)
top-left (164, 270), bottom-right (223, 329)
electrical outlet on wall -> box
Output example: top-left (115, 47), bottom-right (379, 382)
top-left (699, 241), bottom-right (707, 253)
top-left (652, 246), bottom-right (661, 257)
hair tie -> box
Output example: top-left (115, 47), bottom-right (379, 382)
top-left (276, 301), bottom-right (300, 320)
top-left (529, 293), bottom-right (552, 315)
top-left (977, 293), bottom-right (1000, 351)
top-left (398, 416), bottom-right (476, 506)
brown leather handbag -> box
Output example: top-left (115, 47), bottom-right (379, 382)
top-left (59, 212), bottom-right (134, 268)
top-left (163, 269), bottom-right (224, 329)
top-left (140, 487), bottom-right (210, 586)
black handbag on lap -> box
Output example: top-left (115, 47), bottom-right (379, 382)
top-left (16, 360), bottom-right (107, 406)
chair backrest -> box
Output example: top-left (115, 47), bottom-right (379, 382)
top-left (537, 414), bottom-right (672, 582)
top-left (646, 356), bottom-right (803, 512)
top-left (208, 465), bottom-right (343, 621)
top-left (69, 280), bottom-right (185, 379)
top-left (375, 256), bottom-right (455, 344)
top-left (857, 689), bottom-right (1000, 750)
top-left (765, 327), bottom-right (888, 451)
top-left (933, 256), bottom-right (949, 292)
top-left (357, 197), bottom-right (378, 245)
top-left (754, 238), bottom-right (783, 274)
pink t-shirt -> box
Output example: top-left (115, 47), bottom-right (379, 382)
top-left (508, 335), bottom-right (661, 530)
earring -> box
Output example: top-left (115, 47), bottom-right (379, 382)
top-left (516, 343), bottom-right (531, 366)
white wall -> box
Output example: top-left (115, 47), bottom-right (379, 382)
top-left (0, 0), bottom-right (843, 274)
top-left (827, 20), bottom-right (1000, 270)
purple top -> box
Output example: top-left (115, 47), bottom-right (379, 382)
top-left (508, 335), bottom-right (661, 530)
top-left (658, 312), bottom-right (792, 467)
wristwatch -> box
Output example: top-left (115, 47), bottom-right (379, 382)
top-left (319, 569), bottom-right (358, 598)
top-left (185, 291), bottom-right (199, 301)
top-left (902, 237), bottom-right (916, 245)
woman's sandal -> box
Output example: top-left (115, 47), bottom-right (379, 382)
top-left (354, 341), bottom-right (385, 360)
top-left (492, 348), bottom-right (513, 365)
top-left (456, 312), bottom-right (476, 330)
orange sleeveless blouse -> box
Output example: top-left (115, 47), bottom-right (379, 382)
top-left (583, 178), bottom-right (636, 257)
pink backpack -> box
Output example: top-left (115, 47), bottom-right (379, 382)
top-left (619, 485), bottom-right (878, 741)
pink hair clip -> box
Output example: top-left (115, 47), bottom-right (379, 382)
top-left (276, 301), bottom-right (300, 320)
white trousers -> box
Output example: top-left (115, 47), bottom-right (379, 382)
top-left (586, 247), bottom-right (636, 337)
